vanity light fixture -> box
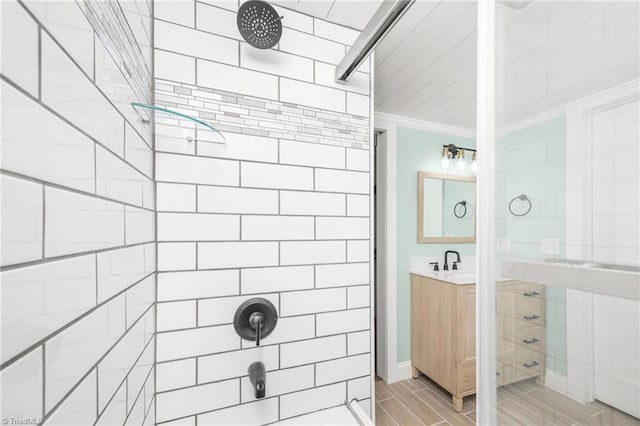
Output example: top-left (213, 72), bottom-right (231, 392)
top-left (440, 143), bottom-right (477, 173)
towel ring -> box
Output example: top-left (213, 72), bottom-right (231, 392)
top-left (454, 201), bottom-right (468, 218)
top-left (509, 194), bottom-right (532, 216)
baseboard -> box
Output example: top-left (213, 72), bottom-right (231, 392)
top-left (544, 369), bottom-right (569, 395)
top-left (388, 361), bottom-right (413, 383)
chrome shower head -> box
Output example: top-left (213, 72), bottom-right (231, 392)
top-left (237, 0), bottom-right (283, 49)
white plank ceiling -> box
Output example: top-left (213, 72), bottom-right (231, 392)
top-left (374, 0), bottom-right (639, 130)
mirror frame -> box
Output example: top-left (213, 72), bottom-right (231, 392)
top-left (417, 171), bottom-right (477, 244)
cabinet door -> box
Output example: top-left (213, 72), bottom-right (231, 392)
top-left (457, 286), bottom-right (476, 365)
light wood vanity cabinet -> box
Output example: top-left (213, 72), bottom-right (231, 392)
top-left (410, 274), bottom-right (545, 412)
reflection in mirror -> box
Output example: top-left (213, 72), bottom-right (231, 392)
top-left (418, 171), bottom-right (476, 243)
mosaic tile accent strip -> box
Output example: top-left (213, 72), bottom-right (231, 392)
top-left (155, 79), bottom-right (370, 150)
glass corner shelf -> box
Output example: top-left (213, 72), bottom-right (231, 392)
top-left (131, 102), bottom-right (226, 145)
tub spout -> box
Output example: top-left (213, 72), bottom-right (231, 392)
top-left (248, 361), bottom-right (266, 399)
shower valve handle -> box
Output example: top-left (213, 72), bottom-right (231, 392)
top-left (249, 312), bottom-right (264, 346)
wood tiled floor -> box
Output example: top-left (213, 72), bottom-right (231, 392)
top-left (375, 375), bottom-right (640, 426)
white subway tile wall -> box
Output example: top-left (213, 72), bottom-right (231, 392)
top-left (0, 1), bottom-right (155, 425)
top-left (154, 3), bottom-right (372, 422)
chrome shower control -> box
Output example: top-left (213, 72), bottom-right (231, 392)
top-left (233, 298), bottom-right (277, 346)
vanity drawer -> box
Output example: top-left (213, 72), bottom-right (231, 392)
top-left (515, 348), bottom-right (543, 377)
top-left (515, 302), bottom-right (544, 328)
top-left (515, 326), bottom-right (544, 352)
top-left (496, 360), bottom-right (515, 386)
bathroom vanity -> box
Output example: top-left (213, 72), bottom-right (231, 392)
top-left (410, 269), bottom-right (545, 412)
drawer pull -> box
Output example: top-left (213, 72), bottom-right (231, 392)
top-left (523, 291), bottom-right (540, 297)
top-left (523, 337), bottom-right (540, 344)
top-left (496, 371), bottom-right (501, 376)
top-left (523, 361), bottom-right (540, 368)
top-left (523, 314), bottom-right (540, 320)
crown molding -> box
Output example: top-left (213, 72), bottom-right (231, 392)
top-left (374, 112), bottom-right (476, 138)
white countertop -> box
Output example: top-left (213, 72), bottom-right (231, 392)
top-left (410, 265), bottom-right (477, 285)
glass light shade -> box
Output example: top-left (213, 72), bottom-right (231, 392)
top-left (470, 159), bottom-right (478, 174)
top-left (441, 155), bottom-right (450, 169)
top-left (456, 157), bottom-right (466, 171)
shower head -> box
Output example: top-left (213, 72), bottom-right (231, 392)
top-left (237, 0), bottom-right (283, 49)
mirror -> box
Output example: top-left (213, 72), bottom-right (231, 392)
top-left (418, 171), bottom-right (476, 243)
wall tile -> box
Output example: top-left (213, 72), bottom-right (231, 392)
top-left (347, 240), bottom-right (369, 263)
top-left (45, 370), bottom-right (97, 426)
top-left (198, 186), bottom-right (278, 214)
top-left (241, 162), bottom-right (313, 190)
top-left (279, 382), bottom-right (346, 419)
top-left (126, 342), bottom-right (154, 412)
top-left (155, 0), bottom-right (195, 27)
top-left (41, 33), bottom-right (124, 156)
top-left (157, 183), bottom-right (197, 212)
top-left (1, 82), bottom-right (95, 193)
top-left (156, 325), bottom-right (239, 362)
top-left (280, 335), bottom-right (346, 368)
top-left (0, 175), bottom-right (43, 266)
top-left (242, 315), bottom-right (315, 348)
top-left (96, 146), bottom-right (146, 206)
top-left (315, 169), bottom-right (369, 194)
top-left (241, 44), bottom-right (314, 82)
top-left (198, 132), bottom-right (279, 163)
top-left (25, 1), bottom-right (94, 77)
top-left (347, 194), bottom-right (370, 216)
top-left (155, 21), bottom-right (238, 66)
top-left (280, 78), bottom-right (346, 113)
top-left (280, 190), bottom-right (345, 216)
top-left (241, 265), bottom-right (314, 294)
top-left (95, 383), bottom-right (126, 426)
top-left (314, 62), bottom-right (369, 95)
top-left (158, 212), bottom-right (239, 241)
top-left (279, 139), bottom-right (345, 169)
top-left (125, 275), bottom-right (155, 328)
top-left (316, 263), bottom-right (369, 288)
top-left (0, 0), bottom-right (39, 96)
top-left (198, 59), bottom-right (278, 100)
top-left (280, 288), bottom-right (346, 317)
top-left (316, 217), bottom-right (369, 239)
top-left (316, 308), bottom-right (369, 336)
top-left (0, 347), bottom-right (43, 421)
top-left (278, 28), bottom-right (345, 65)
top-left (241, 365), bottom-right (314, 403)
top-left (195, 3), bottom-right (240, 40)
top-left (198, 346), bottom-right (279, 383)
top-left (346, 148), bottom-right (370, 172)
top-left (347, 92), bottom-right (370, 117)
top-left (155, 50), bottom-right (196, 85)
top-left (348, 286), bottom-right (370, 309)
top-left (97, 318), bottom-right (148, 412)
top-left (198, 398), bottom-right (278, 425)
top-left (280, 241), bottom-right (346, 265)
top-left (198, 242), bottom-right (279, 269)
top-left (156, 152), bottom-right (239, 186)
top-left (347, 331), bottom-right (371, 356)
top-left (45, 295), bottom-right (125, 412)
top-left (198, 293), bottom-right (278, 327)
top-left (156, 379), bottom-right (239, 423)
top-left (1, 254), bottom-right (95, 363)
top-left (44, 187), bottom-right (124, 258)
top-left (313, 19), bottom-right (359, 45)
top-left (242, 215), bottom-right (314, 241)
top-left (348, 376), bottom-right (371, 402)
top-left (157, 269), bottom-right (239, 301)
top-left (125, 206), bottom-right (155, 245)
top-left (125, 123), bottom-right (153, 178)
top-left (316, 353), bottom-right (370, 386)
top-left (157, 242), bottom-right (196, 271)
top-left (273, 5), bottom-right (313, 33)
top-left (157, 358), bottom-right (196, 393)
top-left (157, 301), bottom-right (196, 332)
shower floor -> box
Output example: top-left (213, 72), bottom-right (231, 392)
top-left (375, 375), bottom-right (640, 425)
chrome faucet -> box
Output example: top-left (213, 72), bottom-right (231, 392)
top-left (444, 250), bottom-right (461, 271)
